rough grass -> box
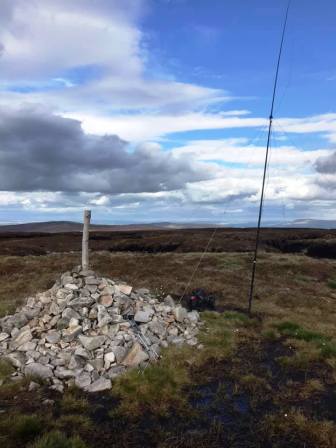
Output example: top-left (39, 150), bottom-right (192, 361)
top-left (31, 431), bottom-right (88, 448)
top-left (0, 247), bottom-right (336, 447)
top-left (113, 311), bottom-right (235, 417)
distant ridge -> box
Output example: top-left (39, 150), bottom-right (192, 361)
top-left (0, 221), bottom-right (223, 233)
top-left (0, 219), bottom-right (335, 233)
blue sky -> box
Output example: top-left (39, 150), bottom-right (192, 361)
top-left (0, 0), bottom-right (335, 225)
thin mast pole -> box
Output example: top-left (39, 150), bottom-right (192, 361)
top-left (248, 1), bottom-right (291, 314)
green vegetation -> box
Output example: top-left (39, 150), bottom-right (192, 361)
top-left (327, 278), bottom-right (336, 289)
top-left (13, 414), bottom-right (44, 443)
top-left (32, 431), bottom-right (87, 448)
top-left (0, 358), bottom-right (14, 382)
top-left (276, 321), bottom-right (336, 359)
top-left (60, 390), bottom-right (89, 414)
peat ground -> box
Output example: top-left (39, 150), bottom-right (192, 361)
top-left (0, 229), bottom-right (336, 447)
top-left (0, 227), bottom-right (336, 258)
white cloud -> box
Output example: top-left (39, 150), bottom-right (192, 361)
top-left (172, 139), bottom-right (333, 167)
top-left (63, 112), bottom-right (267, 141)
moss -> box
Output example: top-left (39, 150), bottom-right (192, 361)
top-left (327, 279), bottom-right (336, 289)
top-left (222, 310), bottom-right (249, 323)
top-left (113, 358), bottom-right (189, 416)
top-left (276, 321), bottom-right (336, 359)
top-left (276, 321), bottom-right (327, 343)
top-left (31, 430), bottom-right (88, 448)
top-left (0, 358), bottom-right (14, 382)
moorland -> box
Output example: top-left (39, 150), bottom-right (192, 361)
top-left (0, 227), bottom-right (336, 448)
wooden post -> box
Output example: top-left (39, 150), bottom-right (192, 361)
top-left (82, 209), bottom-right (91, 270)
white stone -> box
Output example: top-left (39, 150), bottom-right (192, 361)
top-left (64, 283), bottom-right (79, 290)
top-left (173, 306), bottom-right (188, 323)
top-left (0, 332), bottom-right (9, 342)
top-left (104, 351), bottom-right (115, 369)
top-left (134, 310), bottom-right (151, 323)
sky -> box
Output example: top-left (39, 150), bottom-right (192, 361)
top-left (0, 0), bottom-right (335, 225)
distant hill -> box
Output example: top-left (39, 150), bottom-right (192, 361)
top-left (0, 221), bottom-right (222, 233)
top-left (281, 219), bottom-right (336, 229)
top-left (0, 218), bottom-right (335, 233)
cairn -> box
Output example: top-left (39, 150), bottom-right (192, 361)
top-left (0, 267), bottom-right (201, 392)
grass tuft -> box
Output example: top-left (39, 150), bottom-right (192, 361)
top-left (0, 358), bottom-right (14, 382)
top-left (327, 278), bottom-right (336, 289)
top-left (12, 414), bottom-right (44, 443)
top-left (31, 430), bottom-right (88, 448)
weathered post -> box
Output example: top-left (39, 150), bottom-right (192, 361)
top-left (82, 209), bottom-right (91, 270)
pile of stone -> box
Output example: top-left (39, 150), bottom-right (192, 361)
top-left (0, 267), bottom-right (201, 393)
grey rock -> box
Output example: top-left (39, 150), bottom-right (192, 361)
top-left (88, 358), bottom-right (104, 372)
top-left (79, 335), bottom-right (106, 351)
top-left (56, 317), bottom-right (70, 330)
top-left (46, 330), bottom-right (60, 344)
top-left (74, 347), bottom-right (90, 359)
top-left (86, 377), bottom-right (111, 392)
top-left (62, 308), bottom-right (80, 321)
top-left (62, 324), bottom-right (82, 342)
top-left (64, 283), bottom-right (79, 291)
top-left (18, 341), bottom-right (37, 352)
top-left (98, 295), bottom-right (113, 307)
top-left (112, 346), bottom-right (127, 363)
top-left (12, 313), bottom-right (28, 329)
top-left (117, 284), bottom-right (132, 296)
top-left (122, 342), bottom-right (149, 367)
top-left (85, 277), bottom-right (100, 285)
top-left (187, 311), bottom-right (200, 323)
top-left (134, 310), bottom-right (151, 323)
top-left (49, 302), bottom-right (60, 316)
top-left (6, 352), bottom-right (26, 368)
top-left (173, 306), bottom-right (188, 323)
top-left (0, 332), bottom-right (9, 342)
top-left (69, 297), bottom-right (93, 308)
top-left (164, 295), bottom-right (175, 307)
top-left (149, 320), bottom-right (166, 337)
top-left (54, 367), bottom-right (77, 379)
top-left (106, 365), bottom-right (126, 379)
top-left (11, 326), bottom-right (32, 349)
top-left (25, 363), bottom-right (53, 380)
top-left (75, 371), bottom-right (91, 389)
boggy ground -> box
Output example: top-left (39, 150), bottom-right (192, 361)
top-left (0, 248), bottom-right (336, 447)
top-left (0, 227), bottom-right (336, 257)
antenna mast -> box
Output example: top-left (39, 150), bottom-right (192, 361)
top-left (247, 1), bottom-right (291, 314)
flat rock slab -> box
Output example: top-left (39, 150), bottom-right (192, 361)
top-left (79, 335), bottom-right (106, 351)
top-left (134, 310), bottom-right (151, 323)
top-left (86, 377), bottom-right (111, 392)
top-left (118, 284), bottom-right (132, 296)
top-left (25, 363), bottom-right (53, 380)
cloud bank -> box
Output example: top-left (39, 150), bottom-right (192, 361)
top-left (0, 109), bottom-right (209, 194)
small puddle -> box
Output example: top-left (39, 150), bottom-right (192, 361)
top-left (189, 380), bottom-right (250, 426)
